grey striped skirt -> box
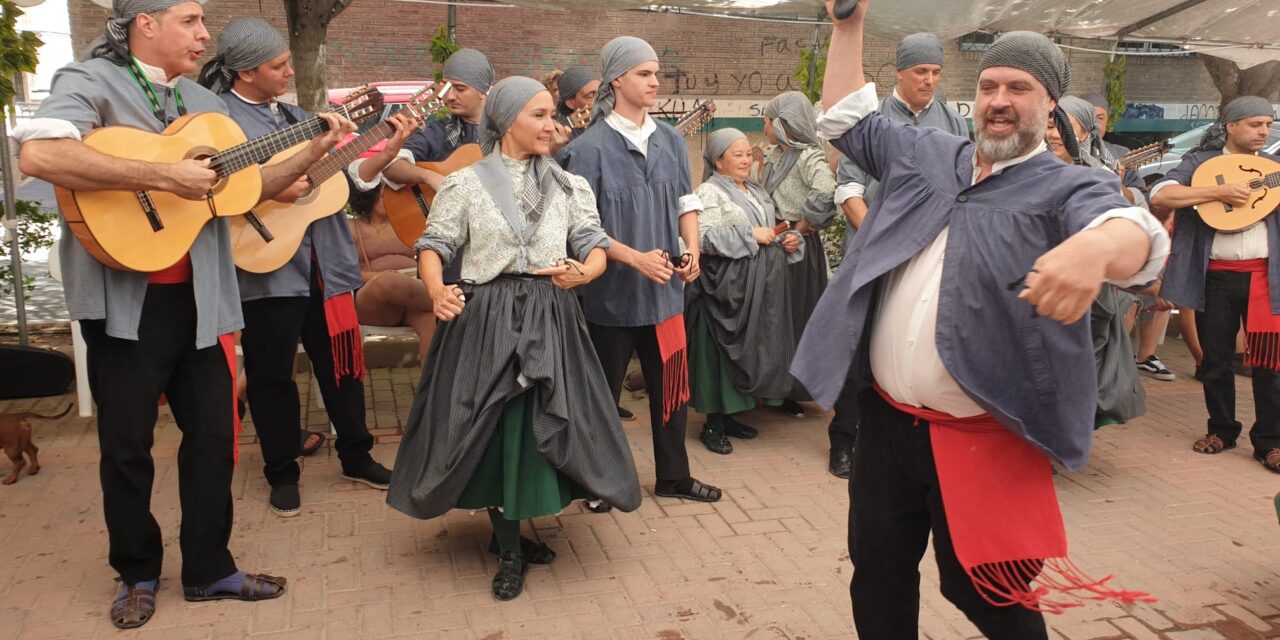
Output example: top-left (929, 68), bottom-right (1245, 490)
top-left (387, 275), bottom-right (642, 520)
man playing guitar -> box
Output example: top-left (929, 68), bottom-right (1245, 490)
top-left (1153, 97), bottom-right (1280, 473)
top-left (198, 18), bottom-right (419, 518)
top-left (12, 0), bottom-right (353, 629)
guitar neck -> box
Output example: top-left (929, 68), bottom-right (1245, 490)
top-left (211, 103), bottom-right (350, 177)
top-left (308, 119), bottom-right (395, 183)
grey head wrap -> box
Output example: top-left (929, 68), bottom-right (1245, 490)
top-left (702, 128), bottom-right (776, 227)
top-left (556, 66), bottom-right (596, 112)
top-left (1081, 92), bottom-right (1108, 111)
top-left (1195, 96), bottom-right (1276, 153)
top-left (896, 33), bottom-right (944, 71)
top-left (1059, 95), bottom-right (1116, 170)
top-left (441, 48), bottom-right (494, 93)
top-left (979, 31), bottom-right (1078, 162)
top-left (591, 36), bottom-right (658, 124)
top-left (471, 76), bottom-right (574, 244)
top-left (762, 91), bottom-right (820, 194)
top-left (196, 18), bottom-right (290, 94)
top-left (85, 0), bottom-right (205, 63)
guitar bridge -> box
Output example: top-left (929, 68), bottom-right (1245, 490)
top-left (136, 191), bottom-right (164, 231)
top-left (244, 212), bottom-right (274, 243)
top-left (1215, 175), bottom-right (1234, 212)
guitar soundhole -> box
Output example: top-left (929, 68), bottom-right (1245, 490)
top-left (296, 185), bottom-right (318, 205)
top-left (186, 146), bottom-right (228, 196)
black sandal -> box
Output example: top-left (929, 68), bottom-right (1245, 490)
top-left (491, 552), bottom-right (529, 601)
top-left (300, 431), bottom-right (326, 457)
top-left (655, 478), bottom-right (723, 503)
top-left (488, 534), bottom-right (557, 564)
top-left (110, 579), bottom-right (157, 630)
top-left (183, 573), bottom-right (287, 602)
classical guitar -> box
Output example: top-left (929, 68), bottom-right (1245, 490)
top-left (1118, 140), bottom-right (1170, 171)
top-left (382, 141), bottom-right (484, 249)
top-left (562, 105), bottom-right (591, 130)
top-left (56, 88), bottom-right (384, 272)
top-left (232, 84), bottom-right (447, 273)
top-left (1193, 154), bottom-right (1280, 231)
top-left (673, 100), bottom-right (716, 136)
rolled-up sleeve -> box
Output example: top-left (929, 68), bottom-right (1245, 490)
top-left (1084, 206), bottom-right (1170, 289)
top-left (815, 83), bottom-right (880, 141)
top-left (347, 149), bottom-right (415, 192)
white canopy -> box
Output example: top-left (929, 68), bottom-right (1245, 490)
top-left (498, 0), bottom-right (1280, 68)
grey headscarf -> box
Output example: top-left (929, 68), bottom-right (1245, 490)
top-left (591, 36), bottom-right (658, 123)
top-left (896, 33), bottom-right (944, 71)
top-left (702, 128), bottom-right (776, 227)
top-left (196, 18), bottom-right (290, 94)
top-left (441, 48), bottom-right (495, 93)
top-left (762, 91), bottom-right (820, 194)
top-left (1081, 92), bottom-right (1108, 111)
top-left (472, 76), bottom-right (574, 244)
top-left (556, 66), bottom-right (596, 112)
top-left (1059, 95), bottom-right (1116, 170)
top-left (1195, 96), bottom-right (1276, 153)
top-left (85, 0), bottom-right (205, 63)
top-left (979, 31), bottom-right (1078, 162)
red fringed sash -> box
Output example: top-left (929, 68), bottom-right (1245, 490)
top-left (875, 387), bottom-right (1155, 614)
top-left (218, 333), bottom-right (242, 464)
top-left (1208, 259), bottom-right (1280, 372)
top-left (654, 313), bottom-right (690, 425)
top-left (323, 293), bottom-right (366, 385)
top-left (313, 263), bottom-right (366, 385)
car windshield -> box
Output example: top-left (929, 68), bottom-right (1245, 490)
top-left (1165, 122), bottom-right (1280, 155)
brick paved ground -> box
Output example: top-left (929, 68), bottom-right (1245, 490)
top-left (0, 337), bottom-right (1277, 639)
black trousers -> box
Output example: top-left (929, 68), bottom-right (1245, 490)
top-left (240, 283), bottom-right (373, 487)
top-left (588, 323), bottom-right (691, 482)
top-left (849, 391), bottom-right (1048, 640)
top-left (1196, 270), bottom-right (1280, 453)
top-left (828, 369), bottom-right (860, 451)
top-left (80, 284), bottom-right (238, 587)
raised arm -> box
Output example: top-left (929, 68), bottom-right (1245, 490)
top-left (821, 0), bottom-right (868, 112)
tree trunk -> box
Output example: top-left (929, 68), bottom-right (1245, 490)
top-left (1202, 55), bottom-right (1280, 112)
top-left (283, 0), bottom-right (352, 113)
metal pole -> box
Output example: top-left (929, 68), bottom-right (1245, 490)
top-left (447, 3), bottom-right (456, 42)
top-left (1, 112), bottom-right (28, 347)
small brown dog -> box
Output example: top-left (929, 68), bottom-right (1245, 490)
top-left (0, 403), bottom-right (71, 485)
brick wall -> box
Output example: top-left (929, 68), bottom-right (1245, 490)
top-left (68, 0), bottom-right (1239, 105)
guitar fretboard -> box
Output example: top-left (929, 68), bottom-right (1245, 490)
top-left (308, 119), bottom-right (395, 183)
top-left (1254, 171), bottom-right (1280, 190)
top-left (209, 103), bottom-right (351, 177)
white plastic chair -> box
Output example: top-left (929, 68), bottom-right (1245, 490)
top-left (46, 241), bottom-right (94, 418)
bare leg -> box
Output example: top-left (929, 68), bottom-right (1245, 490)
top-left (1177, 307), bottom-right (1203, 365)
top-left (1137, 309), bottom-right (1171, 361)
top-left (405, 309), bottom-right (436, 364)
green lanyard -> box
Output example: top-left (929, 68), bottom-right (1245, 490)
top-left (126, 56), bottom-right (185, 125)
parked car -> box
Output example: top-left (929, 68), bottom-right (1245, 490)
top-left (1137, 121), bottom-right (1280, 186)
top-left (328, 80), bottom-right (436, 158)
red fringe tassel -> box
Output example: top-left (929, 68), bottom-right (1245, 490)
top-left (654, 313), bottom-right (690, 425)
top-left (967, 557), bottom-right (1157, 614)
top-left (323, 293), bottom-right (366, 386)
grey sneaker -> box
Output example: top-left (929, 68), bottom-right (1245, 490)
top-left (1136, 356), bottom-right (1175, 381)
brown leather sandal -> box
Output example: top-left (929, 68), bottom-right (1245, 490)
top-left (110, 581), bottom-right (157, 630)
top-left (1254, 449), bottom-right (1280, 473)
top-left (1192, 434), bottom-right (1236, 454)
top-left (183, 573), bottom-right (287, 602)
